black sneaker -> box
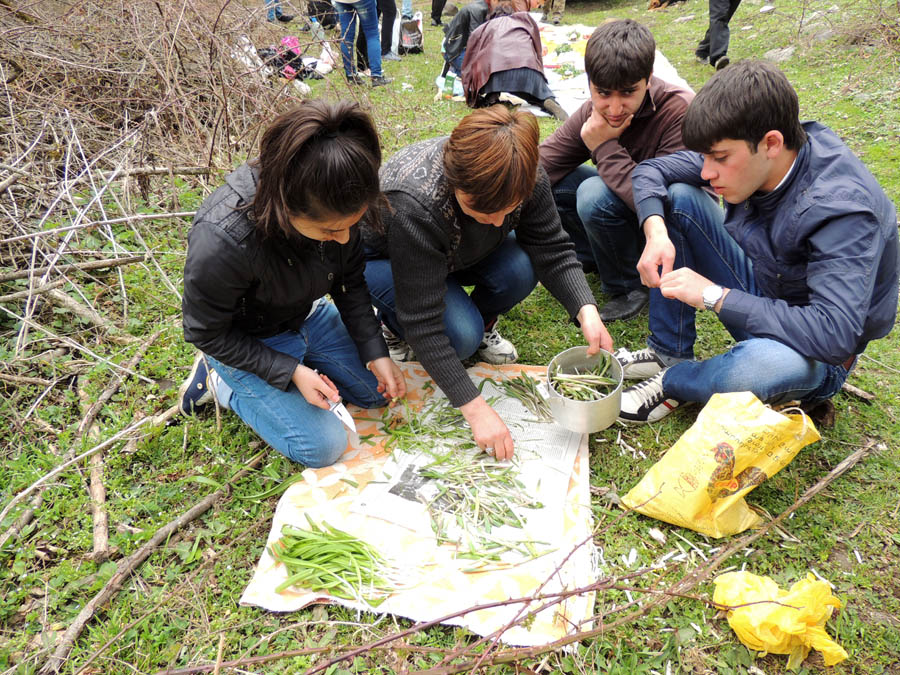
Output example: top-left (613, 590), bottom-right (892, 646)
top-left (178, 353), bottom-right (212, 415)
top-left (277, 13), bottom-right (295, 22)
top-left (618, 370), bottom-right (681, 423)
top-left (371, 75), bottom-right (393, 87)
top-left (715, 56), bottom-right (730, 70)
top-left (345, 73), bottom-right (366, 85)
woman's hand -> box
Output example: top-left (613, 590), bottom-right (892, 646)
top-left (459, 395), bottom-right (514, 461)
top-left (368, 356), bottom-right (407, 403)
top-left (577, 304), bottom-right (613, 354)
top-left (291, 364), bottom-right (339, 409)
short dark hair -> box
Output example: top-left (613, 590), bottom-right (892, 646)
top-left (443, 105), bottom-right (539, 213)
top-left (251, 99), bottom-right (383, 239)
top-left (584, 19), bottom-right (655, 91)
top-left (682, 60), bottom-right (807, 153)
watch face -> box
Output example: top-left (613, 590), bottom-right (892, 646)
top-left (703, 285), bottom-right (722, 308)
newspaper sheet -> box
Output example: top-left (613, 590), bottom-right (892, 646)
top-left (240, 362), bottom-right (597, 646)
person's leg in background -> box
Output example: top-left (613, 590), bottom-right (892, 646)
top-left (335, 1), bottom-right (363, 81)
top-left (353, 0), bottom-right (389, 83)
top-left (575, 175), bottom-right (648, 321)
top-left (265, 0), bottom-right (294, 22)
top-left (430, 0), bottom-right (446, 25)
top-left (705, 0), bottom-right (742, 68)
top-left (401, 0), bottom-right (413, 19)
top-left (379, 0), bottom-right (400, 59)
top-left (550, 164), bottom-right (598, 274)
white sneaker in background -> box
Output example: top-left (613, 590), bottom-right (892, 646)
top-left (476, 326), bottom-right (518, 365)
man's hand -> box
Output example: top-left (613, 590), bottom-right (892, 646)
top-left (659, 268), bottom-right (725, 310)
top-left (637, 215), bottom-right (676, 288)
top-left (459, 395), bottom-right (514, 461)
top-left (577, 304), bottom-right (613, 354)
top-left (368, 356), bottom-right (407, 403)
top-left (292, 364), bottom-right (339, 409)
top-left (580, 108), bottom-right (633, 152)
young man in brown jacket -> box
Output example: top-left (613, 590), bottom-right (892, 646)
top-left (539, 19), bottom-right (693, 322)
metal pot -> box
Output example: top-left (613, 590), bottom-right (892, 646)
top-left (546, 346), bottom-right (623, 434)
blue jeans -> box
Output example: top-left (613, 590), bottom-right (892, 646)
top-left (265, 0), bottom-right (283, 21)
top-left (206, 302), bottom-right (385, 468)
top-left (553, 165), bottom-right (643, 296)
top-left (653, 184), bottom-right (851, 405)
top-left (364, 233), bottom-right (537, 359)
top-left (401, 0), bottom-right (412, 18)
top-left (334, 0), bottom-right (383, 77)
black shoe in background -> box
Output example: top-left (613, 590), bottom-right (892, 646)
top-left (599, 288), bottom-right (649, 322)
top-left (277, 13), bottom-right (294, 22)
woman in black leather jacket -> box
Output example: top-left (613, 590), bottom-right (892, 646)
top-left (179, 100), bottom-right (405, 467)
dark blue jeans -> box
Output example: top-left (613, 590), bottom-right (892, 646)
top-left (207, 302), bottom-right (385, 468)
top-left (364, 233), bottom-right (537, 359)
top-left (653, 184), bottom-right (851, 405)
top-left (553, 165), bottom-right (644, 296)
top-left (335, 0), bottom-right (383, 77)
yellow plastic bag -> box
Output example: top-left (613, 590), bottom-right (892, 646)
top-left (622, 392), bottom-right (819, 537)
top-left (713, 571), bottom-right (848, 668)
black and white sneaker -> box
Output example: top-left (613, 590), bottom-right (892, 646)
top-left (618, 370), bottom-right (681, 423)
top-left (382, 324), bottom-right (414, 362)
top-left (614, 347), bottom-right (667, 380)
top-left (178, 353), bottom-right (213, 415)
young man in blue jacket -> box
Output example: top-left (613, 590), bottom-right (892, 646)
top-left (617, 60), bottom-right (898, 422)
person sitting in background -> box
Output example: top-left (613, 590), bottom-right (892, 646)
top-left (539, 19), bottom-right (694, 322)
top-left (363, 106), bottom-right (611, 461)
top-left (617, 60), bottom-right (898, 423)
top-left (179, 100), bottom-right (406, 467)
top-left (461, 2), bottom-right (568, 121)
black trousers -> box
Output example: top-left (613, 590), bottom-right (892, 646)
top-left (431, 0), bottom-right (446, 23)
top-left (696, 0), bottom-right (742, 64)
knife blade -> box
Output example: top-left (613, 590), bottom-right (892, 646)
top-left (328, 399), bottom-right (357, 432)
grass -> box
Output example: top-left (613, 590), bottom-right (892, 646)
top-left (1, 0), bottom-right (899, 672)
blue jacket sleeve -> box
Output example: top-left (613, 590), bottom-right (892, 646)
top-left (718, 207), bottom-right (886, 364)
top-left (632, 151), bottom-right (707, 226)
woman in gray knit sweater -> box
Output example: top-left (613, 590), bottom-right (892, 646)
top-left (363, 106), bottom-right (612, 460)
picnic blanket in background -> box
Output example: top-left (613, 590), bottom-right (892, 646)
top-left (240, 362), bottom-right (598, 647)
top-left (437, 14), bottom-right (692, 116)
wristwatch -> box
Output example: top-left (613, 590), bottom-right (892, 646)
top-left (702, 284), bottom-right (725, 311)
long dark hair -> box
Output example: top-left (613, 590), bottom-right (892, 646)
top-left (250, 99), bottom-right (384, 239)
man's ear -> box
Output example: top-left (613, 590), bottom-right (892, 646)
top-left (762, 130), bottom-right (785, 158)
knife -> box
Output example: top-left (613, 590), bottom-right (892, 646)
top-left (328, 399), bottom-right (357, 432)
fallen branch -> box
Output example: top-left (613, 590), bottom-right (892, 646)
top-left (0, 254), bottom-right (146, 282)
top-left (841, 381), bottom-right (875, 402)
top-left (0, 279), bottom-right (69, 304)
top-left (39, 450), bottom-right (268, 674)
top-left (0, 211), bottom-right (196, 245)
top-left (98, 166), bottom-right (212, 178)
top-left (0, 372), bottom-right (54, 386)
top-left (0, 493), bottom-right (43, 551)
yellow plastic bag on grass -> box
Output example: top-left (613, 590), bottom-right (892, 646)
top-left (622, 392), bottom-right (819, 537)
top-left (713, 571), bottom-right (848, 668)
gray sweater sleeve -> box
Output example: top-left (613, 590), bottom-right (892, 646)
top-left (387, 193), bottom-right (482, 407)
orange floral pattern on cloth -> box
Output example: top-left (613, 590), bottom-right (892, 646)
top-left (239, 362), bottom-right (596, 646)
